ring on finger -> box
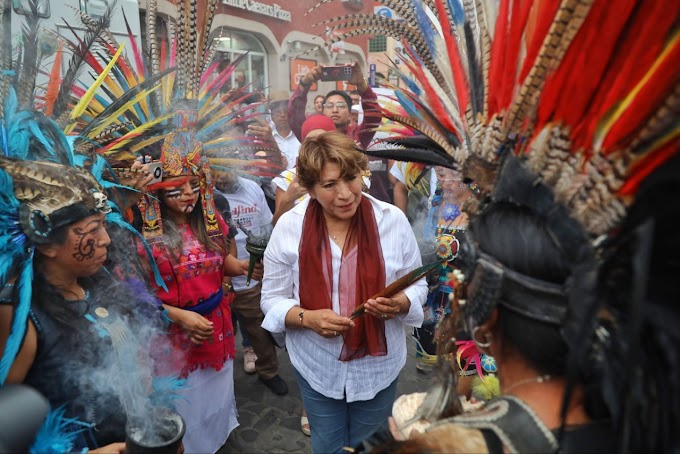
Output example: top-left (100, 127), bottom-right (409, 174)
top-left (382, 313), bottom-right (388, 319)
top-left (333, 330), bottom-right (337, 336)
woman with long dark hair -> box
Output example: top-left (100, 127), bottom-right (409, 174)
top-left (0, 155), bottom-right (163, 453)
top-left (377, 170), bottom-right (614, 451)
top-left (138, 108), bottom-right (260, 453)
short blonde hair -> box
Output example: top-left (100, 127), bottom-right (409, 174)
top-left (296, 132), bottom-right (368, 189)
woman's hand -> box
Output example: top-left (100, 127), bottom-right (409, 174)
top-left (90, 442), bottom-right (126, 453)
top-left (119, 161), bottom-right (154, 200)
top-left (364, 292), bottom-right (411, 320)
top-left (283, 176), bottom-right (307, 204)
top-left (304, 309), bottom-right (355, 338)
top-left (168, 307), bottom-right (214, 344)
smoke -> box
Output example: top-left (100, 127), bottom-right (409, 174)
top-left (406, 182), bottom-right (439, 264)
top-left (60, 225), bottom-right (186, 446)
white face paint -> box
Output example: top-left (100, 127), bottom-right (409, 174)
top-left (160, 177), bottom-right (201, 217)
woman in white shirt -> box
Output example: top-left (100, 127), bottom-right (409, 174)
top-left (261, 132), bottom-right (426, 453)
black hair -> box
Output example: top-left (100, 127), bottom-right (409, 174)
top-left (591, 154), bottom-right (680, 451)
top-left (323, 90), bottom-right (352, 109)
top-left (472, 202), bottom-right (570, 375)
top-left (44, 221), bottom-right (71, 246)
top-left (349, 90), bottom-right (361, 96)
top-left (32, 223), bottom-right (154, 331)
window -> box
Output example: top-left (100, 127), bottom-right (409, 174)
top-left (212, 29), bottom-right (268, 94)
top-left (368, 35), bottom-right (387, 53)
top-left (12, 0), bottom-right (50, 18)
top-left (78, 0), bottom-right (109, 19)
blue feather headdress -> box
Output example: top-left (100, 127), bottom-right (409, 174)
top-left (0, 100), bottom-right (115, 385)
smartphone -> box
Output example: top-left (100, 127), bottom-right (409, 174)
top-left (147, 161), bottom-right (163, 185)
top-left (320, 65), bottom-right (353, 81)
top-left (112, 161), bottom-right (163, 185)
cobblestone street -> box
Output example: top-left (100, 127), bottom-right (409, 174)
top-left (220, 330), bottom-right (433, 453)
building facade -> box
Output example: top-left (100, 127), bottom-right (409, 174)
top-left (142, 0), bottom-right (371, 104)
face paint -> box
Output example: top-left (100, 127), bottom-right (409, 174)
top-left (160, 177), bottom-right (201, 217)
top-left (42, 214), bottom-right (111, 278)
top-left (72, 223), bottom-right (99, 261)
top-left (164, 188), bottom-right (182, 198)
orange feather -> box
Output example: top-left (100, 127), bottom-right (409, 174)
top-left (43, 43), bottom-right (63, 117)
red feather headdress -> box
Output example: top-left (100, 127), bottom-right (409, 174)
top-left (318, 0), bottom-right (679, 237)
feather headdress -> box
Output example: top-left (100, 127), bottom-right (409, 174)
top-left (0, 1), bottom-right (177, 385)
top-left (321, 0), bottom-right (680, 450)
top-left (320, 0), bottom-right (679, 236)
top-left (0, 4), bottom-right (117, 379)
top-left (0, 105), bottom-right (113, 386)
top-left (70, 0), bottom-right (285, 240)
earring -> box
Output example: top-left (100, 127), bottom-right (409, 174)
top-left (472, 326), bottom-right (492, 349)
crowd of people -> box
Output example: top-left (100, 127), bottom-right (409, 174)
top-left (0, 0), bottom-right (678, 453)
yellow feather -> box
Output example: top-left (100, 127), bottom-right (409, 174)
top-left (201, 103), bottom-right (233, 125)
top-left (102, 75), bottom-right (125, 100)
top-left (594, 30), bottom-right (680, 150)
top-left (130, 135), bottom-right (168, 153)
top-left (198, 91), bottom-right (221, 117)
top-left (89, 85), bottom-right (162, 137)
top-left (104, 113), bottom-right (172, 153)
top-left (65, 44), bottom-right (125, 134)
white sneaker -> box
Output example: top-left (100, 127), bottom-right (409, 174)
top-left (243, 347), bottom-right (257, 374)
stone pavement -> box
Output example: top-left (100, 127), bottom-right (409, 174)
top-left (219, 330), bottom-right (434, 453)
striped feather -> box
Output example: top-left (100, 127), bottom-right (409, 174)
top-left (65, 44), bottom-right (125, 134)
top-left (504, 0), bottom-right (593, 136)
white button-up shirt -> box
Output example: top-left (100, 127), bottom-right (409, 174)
top-left (261, 194), bottom-right (426, 402)
top-left (272, 128), bottom-right (301, 170)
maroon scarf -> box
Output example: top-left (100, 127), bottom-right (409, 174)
top-left (299, 197), bottom-right (387, 361)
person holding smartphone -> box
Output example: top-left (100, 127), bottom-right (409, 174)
top-left (289, 63), bottom-right (392, 203)
top-left (288, 62), bottom-right (382, 150)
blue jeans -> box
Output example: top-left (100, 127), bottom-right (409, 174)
top-left (294, 368), bottom-right (398, 454)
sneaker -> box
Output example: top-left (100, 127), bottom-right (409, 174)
top-left (300, 415), bottom-right (311, 437)
top-left (243, 347), bottom-right (257, 374)
top-left (416, 360), bottom-right (434, 373)
top-left (260, 375), bottom-right (289, 396)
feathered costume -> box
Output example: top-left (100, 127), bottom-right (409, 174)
top-left (0, 2), bottom-right (185, 452)
top-left (65, 0), bottom-right (285, 241)
top-left (316, 0), bottom-right (679, 451)
top-left (76, 1), bottom-right (285, 451)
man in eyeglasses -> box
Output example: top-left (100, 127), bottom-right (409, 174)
top-left (287, 63), bottom-right (392, 203)
top-left (288, 62), bottom-right (383, 150)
